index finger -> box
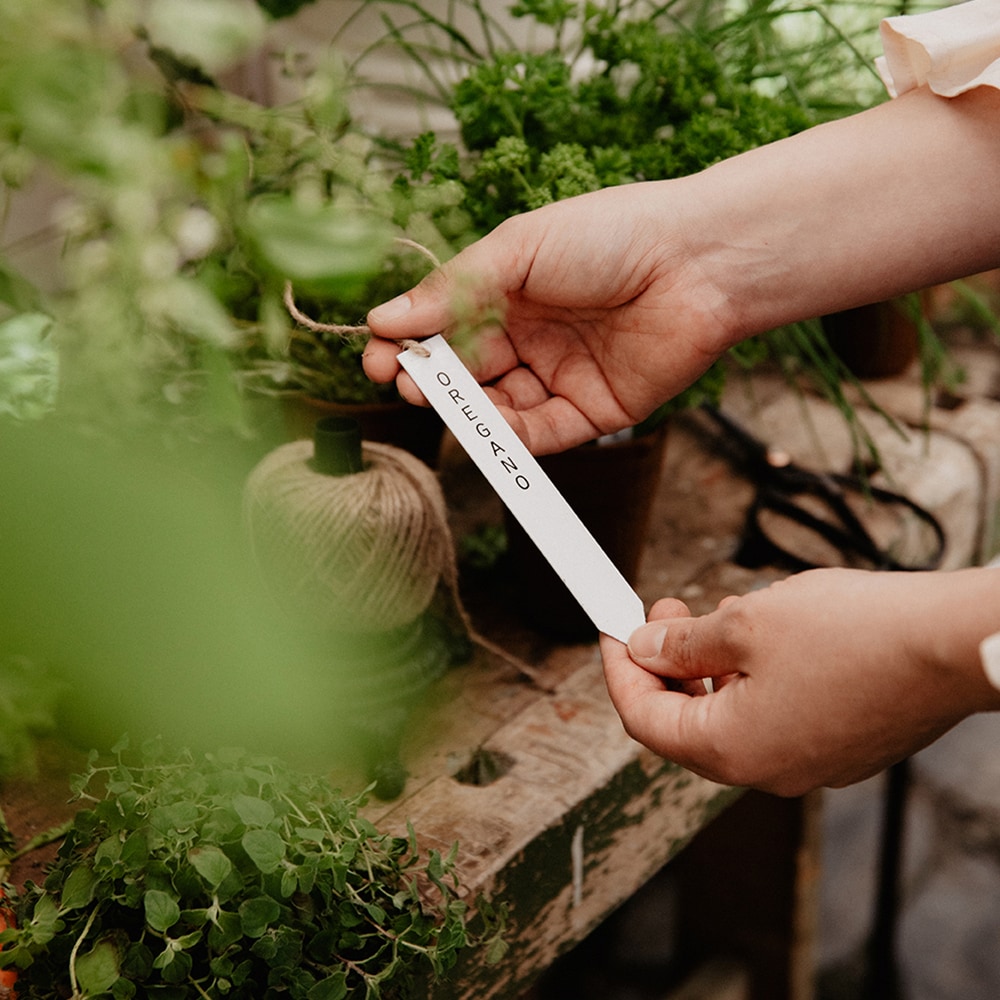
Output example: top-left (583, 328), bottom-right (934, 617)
top-left (361, 334), bottom-right (410, 386)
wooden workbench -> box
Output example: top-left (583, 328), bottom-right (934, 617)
top-left (7, 344), bottom-right (998, 1000)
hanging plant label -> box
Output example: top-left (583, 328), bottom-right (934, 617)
top-left (400, 334), bottom-right (646, 643)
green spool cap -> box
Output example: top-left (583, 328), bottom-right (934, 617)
top-left (313, 416), bottom-right (363, 476)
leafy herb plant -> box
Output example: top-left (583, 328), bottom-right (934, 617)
top-left (1, 740), bottom-right (504, 999)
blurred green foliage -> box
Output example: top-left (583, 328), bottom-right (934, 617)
top-left (0, 656), bottom-right (60, 781)
top-left (0, 423), bottom-right (374, 767)
top-left (0, 0), bottom-right (458, 426)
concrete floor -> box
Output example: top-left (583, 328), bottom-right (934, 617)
top-left (818, 713), bottom-right (1000, 1000)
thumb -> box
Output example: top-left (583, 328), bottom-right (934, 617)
top-left (627, 607), bottom-right (732, 683)
top-left (367, 229), bottom-right (507, 342)
top-left (368, 219), bottom-right (532, 342)
top-left (364, 267), bottom-right (464, 400)
top-left (367, 269), bottom-right (454, 342)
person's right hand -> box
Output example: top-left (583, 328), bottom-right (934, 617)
top-left (364, 182), bottom-right (736, 455)
top-left (601, 566), bottom-right (1000, 796)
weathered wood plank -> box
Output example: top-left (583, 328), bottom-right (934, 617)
top-left (355, 408), bottom-right (770, 997)
top-left (371, 650), bottom-right (740, 998)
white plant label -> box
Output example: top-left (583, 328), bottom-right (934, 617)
top-left (399, 335), bottom-right (646, 643)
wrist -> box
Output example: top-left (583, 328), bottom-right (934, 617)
top-left (670, 147), bottom-right (823, 351)
top-left (678, 86), bottom-right (1000, 349)
top-left (915, 568), bottom-right (1000, 714)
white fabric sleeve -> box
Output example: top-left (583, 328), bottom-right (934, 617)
top-left (981, 557), bottom-right (1000, 692)
top-left (980, 631), bottom-right (1000, 692)
top-left (877, 0), bottom-right (1000, 97)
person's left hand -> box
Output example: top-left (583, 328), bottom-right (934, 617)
top-left (363, 183), bottom-right (733, 455)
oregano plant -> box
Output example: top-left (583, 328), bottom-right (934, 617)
top-left (0, 739), bottom-right (505, 999)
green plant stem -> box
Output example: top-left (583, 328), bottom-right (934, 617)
top-left (69, 906), bottom-right (100, 999)
top-left (8, 819), bottom-right (74, 864)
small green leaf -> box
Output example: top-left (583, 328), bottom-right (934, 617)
top-left (75, 938), bottom-right (121, 995)
top-left (30, 894), bottom-right (61, 944)
top-left (150, 802), bottom-right (200, 834)
top-left (241, 828), bottom-right (285, 873)
top-left (60, 865), bottom-right (96, 911)
top-left (243, 195), bottom-right (391, 293)
top-left (180, 907), bottom-right (210, 928)
top-left (231, 958), bottom-right (253, 986)
top-left (173, 929), bottom-right (203, 950)
top-left (308, 972), bottom-right (348, 1000)
top-left (94, 835), bottom-right (122, 869)
top-left (238, 896), bottom-right (281, 938)
top-left (250, 933), bottom-right (277, 959)
top-left (121, 831), bottom-right (148, 867)
top-left (144, 889), bottom-right (181, 933)
top-left (161, 948), bottom-right (193, 984)
top-left (207, 909), bottom-right (243, 950)
top-left (151, 943), bottom-right (177, 970)
top-left (188, 845), bottom-right (233, 888)
top-left (295, 827), bottom-right (326, 843)
top-left (485, 934), bottom-right (509, 965)
top-left (231, 795), bottom-right (274, 828)
top-left (112, 975), bottom-right (137, 999)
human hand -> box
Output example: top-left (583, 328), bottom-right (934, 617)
top-left (363, 182), bottom-right (734, 455)
top-left (601, 567), bottom-right (1000, 796)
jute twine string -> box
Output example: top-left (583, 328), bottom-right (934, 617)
top-left (282, 237), bottom-right (441, 357)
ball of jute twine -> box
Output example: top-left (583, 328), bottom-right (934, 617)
top-left (243, 434), bottom-right (551, 689)
top-left (244, 437), bottom-right (452, 633)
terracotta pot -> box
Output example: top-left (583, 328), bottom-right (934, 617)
top-left (503, 423), bottom-right (669, 641)
top-left (282, 395), bottom-right (445, 467)
top-left (822, 298), bottom-right (921, 379)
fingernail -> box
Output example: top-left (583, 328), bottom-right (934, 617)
top-left (628, 621), bottom-right (669, 661)
top-left (369, 294), bottom-right (412, 324)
